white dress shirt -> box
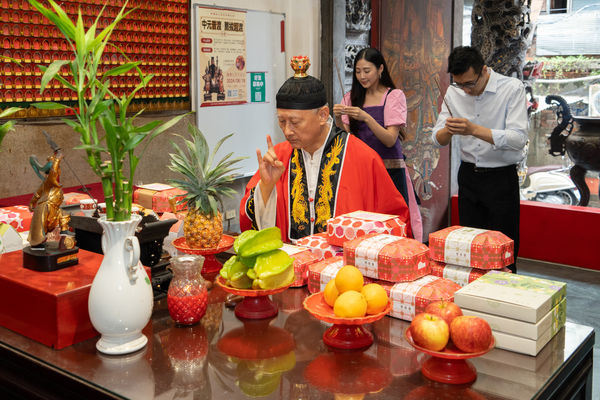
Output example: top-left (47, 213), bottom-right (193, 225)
top-left (254, 122), bottom-right (333, 235)
top-left (432, 68), bottom-right (528, 167)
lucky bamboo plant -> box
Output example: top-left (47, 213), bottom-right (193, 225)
top-left (28, 0), bottom-right (187, 221)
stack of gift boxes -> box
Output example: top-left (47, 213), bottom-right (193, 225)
top-left (302, 211), bottom-right (464, 321)
top-left (454, 270), bottom-right (567, 356)
top-left (295, 212), bottom-right (532, 325)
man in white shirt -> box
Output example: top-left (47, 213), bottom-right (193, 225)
top-left (239, 57), bottom-right (411, 242)
top-left (432, 46), bottom-right (528, 272)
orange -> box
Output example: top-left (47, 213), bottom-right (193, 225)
top-left (334, 265), bottom-right (364, 293)
top-left (361, 283), bottom-right (389, 314)
top-left (323, 280), bottom-right (339, 307)
top-left (333, 290), bottom-right (367, 318)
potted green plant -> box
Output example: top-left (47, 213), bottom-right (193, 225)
top-left (27, 0), bottom-right (188, 355)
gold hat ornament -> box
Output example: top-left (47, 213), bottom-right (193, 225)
top-left (291, 56), bottom-right (310, 78)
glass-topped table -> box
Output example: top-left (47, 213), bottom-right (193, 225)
top-left (0, 283), bottom-right (594, 399)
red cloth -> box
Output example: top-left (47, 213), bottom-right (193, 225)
top-left (240, 132), bottom-right (411, 242)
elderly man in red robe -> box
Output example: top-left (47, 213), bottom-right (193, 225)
top-left (240, 57), bottom-right (411, 242)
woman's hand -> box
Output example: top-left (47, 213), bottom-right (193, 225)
top-left (332, 103), bottom-right (345, 118)
top-left (338, 105), bottom-right (368, 122)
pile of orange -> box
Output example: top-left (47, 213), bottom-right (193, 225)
top-left (323, 265), bottom-right (389, 318)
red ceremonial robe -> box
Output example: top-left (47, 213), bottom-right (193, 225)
top-left (240, 127), bottom-right (411, 242)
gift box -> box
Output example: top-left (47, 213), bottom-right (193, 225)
top-left (280, 243), bottom-right (320, 287)
top-left (380, 275), bottom-right (462, 321)
top-left (0, 249), bottom-right (104, 349)
top-left (133, 183), bottom-right (187, 213)
top-left (454, 270), bottom-right (567, 323)
top-left (463, 298), bottom-right (566, 341)
top-left (429, 260), bottom-right (511, 287)
top-left (296, 232), bottom-right (343, 261)
top-left (307, 256), bottom-right (346, 294)
top-left (326, 210), bottom-right (407, 247)
top-left (478, 326), bottom-right (565, 371)
top-left (0, 205), bottom-right (33, 233)
top-left (343, 233), bottom-right (430, 282)
top-left (62, 192), bottom-right (92, 206)
top-left (159, 211), bottom-right (187, 233)
top-left (429, 226), bottom-right (514, 269)
top-left (308, 260), bottom-right (459, 322)
top-left (492, 324), bottom-right (566, 356)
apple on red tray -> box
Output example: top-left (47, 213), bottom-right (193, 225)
top-left (450, 315), bottom-right (493, 353)
top-left (410, 301), bottom-right (493, 354)
top-left (409, 313), bottom-right (449, 352)
top-left (424, 300), bottom-right (463, 326)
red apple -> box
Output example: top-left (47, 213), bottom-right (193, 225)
top-left (450, 316), bottom-right (493, 353)
top-left (424, 300), bottom-right (463, 325)
top-left (409, 313), bottom-right (449, 352)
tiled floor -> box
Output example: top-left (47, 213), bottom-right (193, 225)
top-left (518, 258), bottom-right (600, 399)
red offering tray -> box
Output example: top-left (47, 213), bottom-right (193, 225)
top-left (215, 276), bottom-right (292, 320)
top-left (173, 235), bottom-right (234, 278)
top-left (404, 328), bottom-right (495, 384)
top-left (303, 292), bottom-right (392, 349)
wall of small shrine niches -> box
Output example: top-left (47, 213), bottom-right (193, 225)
top-left (0, 0), bottom-right (190, 118)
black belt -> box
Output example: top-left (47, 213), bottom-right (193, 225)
top-left (461, 161), bottom-right (516, 173)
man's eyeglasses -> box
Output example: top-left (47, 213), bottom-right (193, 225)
top-left (451, 72), bottom-right (481, 89)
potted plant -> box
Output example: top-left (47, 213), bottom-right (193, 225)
top-left (27, 0), bottom-right (188, 354)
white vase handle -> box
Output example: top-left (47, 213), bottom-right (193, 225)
top-left (124, 236), bottom-right (140, 281)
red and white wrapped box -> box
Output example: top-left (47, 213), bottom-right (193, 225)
top-left (308, 256), bottom-right (346, 293)
top-left (296, 232), bottom-right (343, 261)
top-left (343, 233), bottom-right (430, 282)
top-left (0, 205), bottom-right (33, 233)
top-left (281, 243), bottom-right (320, 287)
top-left (429, 226), bottom-right (514, 269)
top-left (326, 210), bottom-right (407, 247)
top-left (381, 275), bottom-right (462, 321)
top-left (308, 261), bottom-right (460, 321)
top-left (429, 260), bottom-right (512, 287)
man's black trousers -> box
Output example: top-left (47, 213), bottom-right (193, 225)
top-left (457, 161), bottom-right (520, 273)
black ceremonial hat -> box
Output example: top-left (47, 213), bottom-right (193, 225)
top-left (276, 56), bottom-right (327, 110)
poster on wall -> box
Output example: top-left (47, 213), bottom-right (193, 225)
top-left (197, 7), bottom-right (247, 106)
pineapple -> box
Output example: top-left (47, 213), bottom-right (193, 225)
top-left (168, 124), bottom-right (244, 248)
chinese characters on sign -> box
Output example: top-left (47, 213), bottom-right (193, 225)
top-left (198, 7), bottom-right (247, 106)
top-left (250, 72), bottom-right (266, 103)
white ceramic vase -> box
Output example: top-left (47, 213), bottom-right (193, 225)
top-left (88, 214), bottom-right (153, 355)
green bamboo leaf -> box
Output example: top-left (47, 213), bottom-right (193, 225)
top-left (39, 60), bottom-right (70, 92)
top-left (0, 107), bottom-right (23, 119)
top-left (133, 120), bottom-right (161, 133)
top-left (29, 0), bottom-right (76, 40)
top-left (0, 121), bottom-right (16, 146)
top-left (104, 62), bottom-right (141, 78)
top-left (74, 143), bottom-right (107, 152)
top-left (123, 134), bottom-right (148, 152)
top-left (31, 102), bottom-right (69, 110)
top-left (75, 11), bottom-right (86, 56)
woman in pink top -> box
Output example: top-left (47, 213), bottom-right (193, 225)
top-left (333, 47), bottom-right (422, 241)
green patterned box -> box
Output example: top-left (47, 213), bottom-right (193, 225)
top-left (454, 271), bottom-right (566, 323)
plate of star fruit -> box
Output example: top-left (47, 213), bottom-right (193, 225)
top-left (303, 265), bottom-right (392, 324)
top-left (218, 227), bottom-right (295, 291)
top-left (406, 300), bottom-right (495, 356)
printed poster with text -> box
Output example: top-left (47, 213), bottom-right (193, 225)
top-left (198, 7), bottom-right (247, 106)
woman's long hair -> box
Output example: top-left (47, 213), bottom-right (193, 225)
top-left (349, 48), bottom-right (404, 140)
